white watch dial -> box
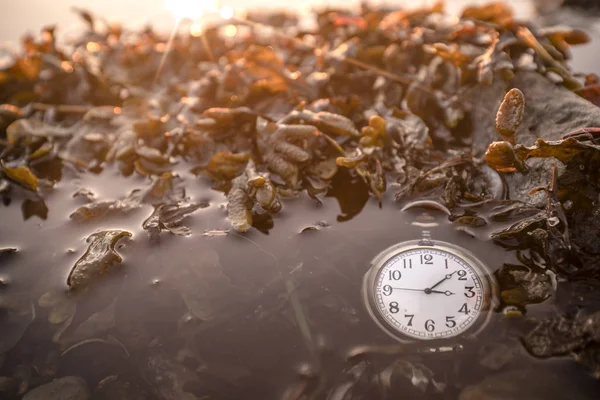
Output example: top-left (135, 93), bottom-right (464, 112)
top-left (366, 245), bottom-right (490, 340)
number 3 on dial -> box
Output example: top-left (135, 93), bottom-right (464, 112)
top-left (362, 240), bottom-right (496, 342)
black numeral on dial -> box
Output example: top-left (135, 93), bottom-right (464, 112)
top-left (420, 254), bottom-right (433, 264)
top-left (445, 316), bottom-right (456, 328)
top-left (389, 302), bottom-right (399, 314)
top-left (403, 259), bottom-right (412, 269)
top-left (458, 270), bottom-right (467, 280)
top-left (383, 285), bottom-right (393, 296)
top-left (459, 303), bottom-right (469, 314)
top-left (405, 314), bottom-right (414, 326)
top-left (388, 270), bottom-right (402, 280)
top-left (465, 286), bottom-right (475, 298)
top-left (425, 319), bottom-right (435, 332)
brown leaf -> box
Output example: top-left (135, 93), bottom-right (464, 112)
top-left (67, 230), bottom-right (132, 290)
top-left (495, 88), bottom-right (525, 143)
top-left (515, 137), bottom-right (600, 164)
top-left (1, 161), bottom-right (39, 191)
top-left (484, 141), bottom-right (522, 173)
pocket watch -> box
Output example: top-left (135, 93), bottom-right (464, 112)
top-left (362, 200), bottom-right (499, 343)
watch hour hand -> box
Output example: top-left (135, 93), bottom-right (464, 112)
top-left (426, 271), bottom-right (457, 292)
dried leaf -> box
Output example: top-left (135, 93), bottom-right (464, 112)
top-left (461, 2), bottom-right (514, 26)
top-left (226, 175), bottom-right (253, 233)
top-left (1, 160), bottom-right (39, 191)
top-left (205, 152), bottom-right (251, 181)
top-left (142, 202), bottom-right (207, 238)
top-left (514, 137), bottom-right (600, 164)
top-left (496, 88), bottom-right (525, 142)
top-left (484, 141), bottom-right (523, 172)
top-left (6, 118), bottom-right (73, 144)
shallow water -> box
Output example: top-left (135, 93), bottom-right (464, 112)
top-left (2, 163), bottom-right (600, 399)
top-left (3, 1), bottom-right (600, 399)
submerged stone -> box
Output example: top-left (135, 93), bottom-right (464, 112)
top-left (23, 376), bottom-right (90, 400)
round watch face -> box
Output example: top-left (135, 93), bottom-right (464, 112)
top-left (362, 240), bottom-right (496, 342)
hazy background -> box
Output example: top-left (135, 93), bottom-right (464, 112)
top-left (0, 0), bottom-right (537, 43)
top-left (1, 0), bottom-right (598, 74)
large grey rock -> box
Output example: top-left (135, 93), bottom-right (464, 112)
top-left (467, 71), bottom-right (600, 203)
top-left (23, 376), bottom-right (90, 400)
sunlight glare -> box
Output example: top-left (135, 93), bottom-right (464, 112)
top-left (164, 0), bottom-right (218, 22)
top-left (220, 6), bottom-right (234, 20)
top-left (190, 23), bottom-right (204, 37)
top-left (224, 24), bottom-right (237, 37)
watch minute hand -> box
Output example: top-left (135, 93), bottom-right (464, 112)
top-left (391, 287), bottom-right (425, 292)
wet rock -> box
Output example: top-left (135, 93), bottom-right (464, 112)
top-left (523, 311), bottom-right (600, 357)
top-left (459, 369), bottom-right (593, 400)
top-left (23, 376), bottom-right (90, 400)
top-left (467, 71), bottom-right (600, 204)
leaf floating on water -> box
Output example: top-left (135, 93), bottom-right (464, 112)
top-left (225, 159), bottom-right (284, 232)
top-left (69, 196), bottom-right (139, 222)
top-left (142, 202), bottom-right (207, 239)
top-left (67, 230), bottom-right (132, 290)
top-left (300, 221), bottom-right (330, 233)
top-left (140, 172), bottom-right (186, 205)
top-left (495, 88), bottom-right (525, 143)
top-left (226, 174), bottom-right (253, 233)
top-left (1, 161), bottom-right (39, 191)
